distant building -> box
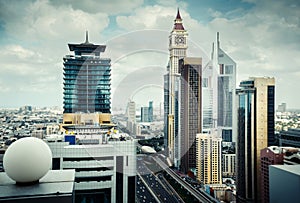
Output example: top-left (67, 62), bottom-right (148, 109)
top-left (279, 128), bottom-right (300, 148)
top-left (140, 101), bottom-right (154, 123)
top-left (140, 107), bottom-right (149, 122)
top-left (196, 131), bottom-right (222, 185)
top-left (126, 100), bottom-right (136, 134)
top-left (179, 57), bottom-right (202, 173)
top-left (269, 165), bottom-right (300, 203)
top-left (148, 101), bottom-right (153, 122)
top-left (277, 103), bottom-right (287, 112)
top-left (19, 105), bottom-right (32, 113)
top-left (63, 31), bottom-right (111, 113)
top-left (236, 77), bottom-right (275, 203)
top-left (126, 100), bottom-right (136, 123)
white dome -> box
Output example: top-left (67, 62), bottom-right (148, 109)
top-left (3, 137), bottom-right (52, 183)
top-left (141, 146), bottom-right (156, 154)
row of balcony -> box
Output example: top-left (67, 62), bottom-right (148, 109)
top-left (63, 86), bottom-right (110, 90)
top-left (64, 90), bottom-right (110, 94)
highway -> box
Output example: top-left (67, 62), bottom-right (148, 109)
top-left (136, 174), bottom-right (159, 203)
top-left (137, 158), bottom-right (183, 203)
top-left (153, 156), bottom-right (219, 203)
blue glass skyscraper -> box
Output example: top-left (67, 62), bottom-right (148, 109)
top-left (63, 32), bottom-right (111, 113)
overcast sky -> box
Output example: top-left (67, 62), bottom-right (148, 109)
top-left (0, 0), bottom-right (299, 110)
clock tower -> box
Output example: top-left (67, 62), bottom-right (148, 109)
top-left (168, 8), bottom-right (188, 74)
top-left (164, 8), bottom-right (188, 167)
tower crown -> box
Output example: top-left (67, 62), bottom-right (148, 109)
top-left (173, 8), bottom-right (185, 30)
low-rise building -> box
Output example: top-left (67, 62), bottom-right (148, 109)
top-left (47, 126), bottom-right (136, 203)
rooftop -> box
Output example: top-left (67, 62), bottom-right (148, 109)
top-left (270, 165), bottom-right (300, 176)
top-left (0, 170), bottom-right (75, 201)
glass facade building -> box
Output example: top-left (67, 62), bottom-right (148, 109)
top-left (212, 32), bottom-right (237, 143)
top-left (236, 77), bottom-right (275, 203)
top-left (63, 33), bottom-right (111, 113)
top-left (179, 57), bottom-right (202, 173)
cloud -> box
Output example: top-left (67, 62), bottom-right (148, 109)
top-left (113, 0), bottom-right (300, 108)
top-left (49, 0), bottom-right (144, 15)
top-left (0, 0), bottom-right (299, 108)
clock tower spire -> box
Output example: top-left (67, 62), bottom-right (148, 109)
top-left (168, 8), bottom-right (188, 74)
top-left (173, 8), bottom-right (185, 31)
top-left (164, 8), bottom-right (189, 167)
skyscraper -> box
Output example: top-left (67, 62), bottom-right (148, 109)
top-left (236, 77), bottom-right (275, 203)
top-left (179, 57), bottom-right (202, 173)
top-left (196, 131), bottom-right (222, 185)
top-left (212, 33), bottom-right (236, 142)
top-left (63, 31), bottom-right (111, 114)
top-left (202, 61), bottom-right (215, 131)
top-left (164, 9), bottom-right (188, 166)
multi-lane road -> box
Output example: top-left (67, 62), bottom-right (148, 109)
top-left (137, 157), bottom-right (183, 203)
top-left (153, 156), bottom-right (219, 203)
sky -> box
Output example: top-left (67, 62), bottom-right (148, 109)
top-left (0, 0), bottom-right (299, 110)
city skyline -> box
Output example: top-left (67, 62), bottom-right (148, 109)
top-left (0, 0), bottom-right (299, 109)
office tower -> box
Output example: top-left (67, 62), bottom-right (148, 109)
top-left (148, 101), bottom-right (153, 122)
top-left (140, 107), bottom-right (149, 122)
top-left (196, 131), bottom-right (222, 185)
top-left (236, 77), bottom-right (275, 203)
top-left (179, 57), bottom-right (202, 173)
top-left (164, 9), bottom-right (188, 165)
top-left (269, 165), bottom-right (300, 203)
top-left (260, 146), bottom-right (285, 203)
top-left (63, 31), bottom-right (111, 113)
top-left (222, 153), bottom-right (236, 178)
top-left (212, 33), bottom-right (236, 142)
top-left (279, 128), bottom-right (300, 148)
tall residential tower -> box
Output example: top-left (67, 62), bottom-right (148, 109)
top-left (196, 131), bottom-right (222, 185)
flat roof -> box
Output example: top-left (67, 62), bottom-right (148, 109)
top-left (270, 165), bottom-right (300, 176)
top-left (0, 170), bottom-right (75, 199)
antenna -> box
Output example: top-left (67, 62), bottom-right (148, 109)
top-left (85, 30), bottom-right (89, 43)
top-left (217, 32), bottom-right (220, 48)
top-left (211, 42), bottom-right (214, 60)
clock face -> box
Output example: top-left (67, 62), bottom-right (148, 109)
top-left (175, 35), bottom-right (185, 45)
